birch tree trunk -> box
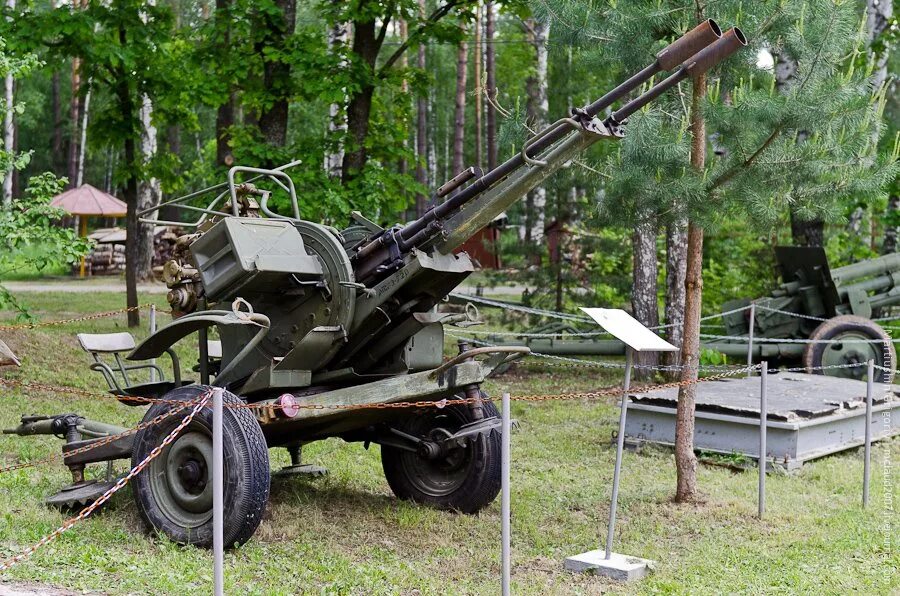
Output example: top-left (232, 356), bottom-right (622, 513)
top-left (76, 82), bottom-right (91, 187)
top-left (485, 1), bottom-right (497, 171)
top-left (674, 70), bottom-right (707, 503)
top-left (2, 0), bottom-right (14, 206)
top-left (868, 0), bottom-right (896, 253)
top-left (775, 53), bottom-right (822, 246)
top-left (326, 11), bottom-right (350, 178)
top-left (632, 217), bottom-right (660, 377)
top-left (136, 93), bottom-right (160, 282)
top-left (523, 17), bottom-right (550, 244)
top-left (664, 219), bottom-right (687, 371)
top-left (451, 28), bottom-right (468, 181)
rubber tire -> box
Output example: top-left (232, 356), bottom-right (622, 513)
top-left (381, 397), bottom-right (501, 514)
top-left (131, 385), bottom-right (270, 548)
top-left (803, 315), bottom-right (895, 382)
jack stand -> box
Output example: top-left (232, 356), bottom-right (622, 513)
top-left (275, 444), bottom-right (327, 478)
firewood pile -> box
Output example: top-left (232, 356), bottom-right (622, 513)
top-left (77, 226), bottom-right (182, 276)
top-left (88, 243), bottom-right (127, 275)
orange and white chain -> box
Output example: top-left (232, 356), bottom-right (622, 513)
top-left (0, 304), bottom-right (161, 332)
top-left (0, 391), bottom-right (211, 572)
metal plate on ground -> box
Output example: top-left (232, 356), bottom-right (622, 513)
top-left (625, 373), bottom-right (899, 470)
top-left (45, 480), bottom-right (118, 510)
top-left (630, 373), bottom-right (895, 422)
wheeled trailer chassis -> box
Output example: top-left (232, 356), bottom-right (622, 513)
top-left (5, 345), bottom-right (527, 548)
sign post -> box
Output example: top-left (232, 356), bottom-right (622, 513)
top-left (564, 309), bottom-right (677, 582)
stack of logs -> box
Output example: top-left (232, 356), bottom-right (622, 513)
top-left (78, 226), bottom-right (182, 276)
top-left (88, 243), bottom-right (127, 275)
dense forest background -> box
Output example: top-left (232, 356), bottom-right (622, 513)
top-left (0, 0), bottom-right (897, 316)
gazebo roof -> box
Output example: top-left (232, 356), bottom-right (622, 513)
top-left (50, 184), bottom-right (127, 217)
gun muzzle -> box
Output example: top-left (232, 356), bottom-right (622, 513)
top-left (656, 19), bottom-right (722, 70)
top-left (609, 27), bottom-right (748, 124)
top-left (684, 27), bottom-right (748, 78)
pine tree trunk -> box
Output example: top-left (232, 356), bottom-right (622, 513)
top-left (214, 0), bottom-right (235, 167)
top-left (664, 219), bottom-right (687, 370)
top-left (632, 217), bottom-right (659, 378)
top-left (326, 7), bottom-right (349, 178)
top-left (415, 0), bottom-right (428, 217)
top-left (485, 1), bottom-right (497, 171)
top-left (451, 29), bottom-right (468, 181)
top-left (674, 70), bottom-right (707, 503)
top-left (50, 1), bottom-right (62, 174)
top-left (523, 17), bottom-right (550, 244)
top-left (398, 19), bottom-right (409, 181)
top-left (67, 58), bottom-right (81, 189)
top-left (116, 25), bottom-right (140, 327)
top-left (342, 16), bottom-right (383, 183)
top-left (473, 5), bottom-right (482, 170)
top-left (884, 195), bottom-right (900, 254)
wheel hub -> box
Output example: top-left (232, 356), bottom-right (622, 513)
top-left (150, 429), bottom-right (215, 525)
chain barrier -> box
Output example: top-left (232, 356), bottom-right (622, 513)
top-left (0, 392), bottom-right (210, 572)
top-left (699, 333), bottom-right (900, 344)
top-left (0, 304), bottom-right (161, 332)
top-left (0, 377), bottom-right (179, 406)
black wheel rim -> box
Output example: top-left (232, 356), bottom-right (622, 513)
top-left (397, 411), bottom-right (475, 498)
top-left (148, 423), bottom-right (214, 528)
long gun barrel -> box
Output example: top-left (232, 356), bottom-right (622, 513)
top-left (353, 22), bottom-right (747, 283)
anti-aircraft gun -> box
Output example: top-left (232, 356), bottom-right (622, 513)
top-left (710, 246), bottom-right (899, 379)
top-left (9, 22), bottom-right (746, 547)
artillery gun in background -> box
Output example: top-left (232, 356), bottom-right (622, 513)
top-left (469, 247), bottom-right (899, 381)
top-left (710, 246), bottom-right (898, 380)
top-left (5, 23), bottom-right (747, 547)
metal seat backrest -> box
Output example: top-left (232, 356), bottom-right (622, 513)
top-left (77, 332), bottom-right (161, 392)
top-left (77, 332), bottom-right (136, 354)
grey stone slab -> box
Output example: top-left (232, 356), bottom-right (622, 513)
top-left (564, 550), bottom-right (654, 581)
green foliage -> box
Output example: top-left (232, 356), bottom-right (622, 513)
top-left (0, 173), bottom-right (92, 317)
top-left (699, 347), bottom-right (728, 367)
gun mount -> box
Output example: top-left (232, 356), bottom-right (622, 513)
top-left (14, 22), bottom-right (747, 548)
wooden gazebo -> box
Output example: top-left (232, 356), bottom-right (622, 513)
top-left (50, 184), bottom-right (127, 277)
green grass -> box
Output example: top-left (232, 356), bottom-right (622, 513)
top-left (0, 291), bottom-right (897, 594)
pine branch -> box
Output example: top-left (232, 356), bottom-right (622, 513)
top-left (709, 126), bottom-right (783, 190)
top-left (797, 1), bottom-right (840, 93)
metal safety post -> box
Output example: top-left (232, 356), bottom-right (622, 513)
top-left (605, 347), bottom-right (633, 559)
top-left (758, 361), bottom-right (767, 518)
top-left (149, 304), bottom-right (157, 382)
top-left (747, 303), bottom-right (756, 378)
top-left (212, 387), bottom-right (224, 596)
top-left (501, 391), bottom-right (511, 596)
top-left (864, 359), bottom-right (873, 507)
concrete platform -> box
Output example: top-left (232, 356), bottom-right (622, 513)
top-left (564, 550), bottom-right (654, 581)
top-left (625, 372), bottom-right (899, 470)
